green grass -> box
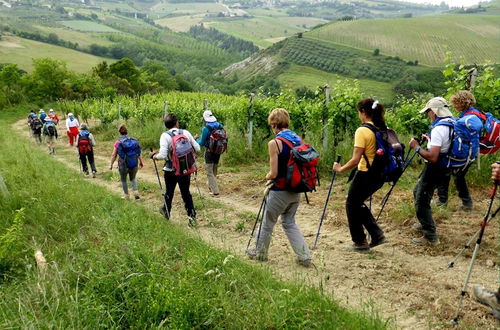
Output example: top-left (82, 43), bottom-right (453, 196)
top-left (155, 15), bottom-right (206, 32)
top-left (307, 14), bottom-right (500, 66)
top-left (0, 106), bottom-right (388, 328)
top-left (278, 64), bottom-right (395, 103)
top-left (60, 20), bottom-right (121, 33)
top-left (34, 25), bottom-right (114, 47)
top-left (151, 2), bottom-right (227, 14)
top-left (0, 36), bottom-right (110, 73)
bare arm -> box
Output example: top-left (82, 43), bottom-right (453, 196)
top-left (109, 147), bottom-right (118, 170)
top-left (409, 138), bottom-right (440, 163)
top-left (266, 139), bottom-right (279, 180)
top-left (333, 147), bottom-right (364, 173)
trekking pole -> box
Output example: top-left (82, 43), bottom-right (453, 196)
top-left (304, 192), bottom-right (310, 204)
top-left (375, 148), bottom-right (419, 221)
top-left (150, 148), bottom-right (170, 220)
top-left (447, 204), bottom-right (500, 268)
top-left (246, 192), bottom-right (268, 251)
top-left (254, 182), bottom-right (273, 248)
top-left (450, 182), bottom-right (498, 327)
top-left (313, 154), bottom-right (341, 249)
top-left (194, 171), bottom-right (206, 209)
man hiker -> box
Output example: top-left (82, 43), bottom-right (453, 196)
top-left (48, 109), bottom-right (60, 125)
top-left (42, 117), bottom-right (58, 155)
top-left (39, 109), bottom-right (47, 123)
top-left (150, 114), bottom-right (200, 227)
top-left (436, 91), bottom-right (478, 211)
top-left (29, 113), bottom-right (43, 144)
top-left (408, 97), bottom-right (454, 246)
top-left (195, 110), bottom-right (227, 196)
top-left (66, 113), bottom-right (80, 146)
top-left (27, 111), bottom-right (36, 137)
top-left (76, 123), bottom-right (97, 177)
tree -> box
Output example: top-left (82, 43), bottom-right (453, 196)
top-left (0, 64), bottom-right (23, 105)
top-left (23, 58), bottom-right (69, 101)
top-left (373, 48), bottom-right (380, 56)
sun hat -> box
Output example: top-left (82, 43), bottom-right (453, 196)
top-left (419, 97), bottom-right (453, 117)
top-left (68, 112), bottom-right (74, 117)
top-left (39, 109), bottom-right (45, 113)
top-left (203, 110), bottom-right (216, 123)
top-left (49, 109), bottom-right (54, 113)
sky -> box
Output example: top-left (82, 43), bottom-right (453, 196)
top-left (400, 0), bottom-right (489, 6)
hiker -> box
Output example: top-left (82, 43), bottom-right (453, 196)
top-left (472, 161), bottom-right (500, 320)
top-left (65, 113), bottom-right (80, 146)
top-left (332, 99), bottom-right (388, 252)
top-left (149, 114), bottom-right (200, 226)
top-left (109, 125), bottom-right (143, 199)
top-left (76, 124), bottom-right (97, 177)
top-left (48, 109), bottom-right (60, 125)
top-left (408, 97), bottom-right (457, 245)
top-left (29, 113), bottom-right (43, 144)
top-left (42, 117), bottom-right (58, 155)
top-left (436, 91), bottom-right (478, 210)
top-left (246, 108), bottom-right (311, 266)
top-left (195, 110), bottom-right (227, 196)
top-left (27, 111), bottom-right (36, 137)
top-left (39, 109), bottom-right (47, 123)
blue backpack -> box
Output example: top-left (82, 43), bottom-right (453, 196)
top-left (433, 115), bottom-right (482, 168)
top-left (362, 124), bottom-right (405, 183)
top-left (117, 136), bottom-right (141, 169)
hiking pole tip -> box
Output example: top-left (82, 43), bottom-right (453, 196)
top-left (447, 261), bottom-right (455, 268)
top-left (450, 317), bottom-right (459, 327)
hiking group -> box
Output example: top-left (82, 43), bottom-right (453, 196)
top-left (25, 91), bottom-right (500, 321)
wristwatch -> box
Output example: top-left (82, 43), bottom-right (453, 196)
top-left (415, 146), bottom-right (422, 154)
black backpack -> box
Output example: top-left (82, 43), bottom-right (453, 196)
top-left (47, 124), bottom-right (57, 137)
top-left (31, 118), bottom-right (42, 130)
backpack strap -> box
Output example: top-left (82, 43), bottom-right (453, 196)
top-left (275, 136), bottom-right (294, 152)
top-left (360, 123), bottom-right (378, 169)
top-left (464, 108), bottom-right (487, 122)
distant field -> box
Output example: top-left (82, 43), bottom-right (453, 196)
top-left (151, 2), bottom-right (226, 14)
top-left (278, 65), bottom-right (395, 102)
top-left (60, 20), bottom-right (121, 33)
top-left (0, 36), bottom-right (109, 72)
top-left (307, 15), bottom-right (500, 65)
top-left (35, 25), bottom-right (113, 47)
top-left (155, 15), bottom-right (206, 32)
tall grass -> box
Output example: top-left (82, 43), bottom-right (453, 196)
top-left (0, 108), bottom-right (388, 328)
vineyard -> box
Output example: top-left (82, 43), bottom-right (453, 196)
top-left (307, 15), bottom-right (500, 66)
top-left (282, 37), bottom-right (407, 82)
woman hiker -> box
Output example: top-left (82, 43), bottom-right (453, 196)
top-left (332, 98), bottom-right (388, 253)
top-left (246, 108), bottom-right (311, 267)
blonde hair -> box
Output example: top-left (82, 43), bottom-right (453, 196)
top-left (450, 90), bottom-right (476, 110)
top-left (268, 108), bottom-right (290, 130)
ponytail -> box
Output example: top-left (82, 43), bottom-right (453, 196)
top-left (357, 98), bottom-right (386, 130)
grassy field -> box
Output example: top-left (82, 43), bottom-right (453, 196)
top-left (34, 25), bottom-right (114, 47)
top-left (0, 36), bottom-right (109, 72)
top-left (278, 65), bottom-right (395, 103)
top-left (60, 20), bottom-right (121, 33)
top-left (155, 14), bottom-right (206, 32)
top-left (0, 107), bottom-right (388, 329)
top-left (151, 2), bottom-right (227, 14)
top-left (307, 14), bottom-right (500, 66)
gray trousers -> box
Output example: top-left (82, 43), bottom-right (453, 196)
top-left (119, 165), bottom-right (138, 195)
top-left (255, 190), bottom-right (310, 261)
top-left (205, 163), bottom-right (219, 194)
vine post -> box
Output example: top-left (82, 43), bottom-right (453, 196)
top-left (322, 84), bottom-right (331, 152)
top-left (203, 99), bottom-right (208, 110)
top-left (118, 103), bottom-right (121, 127)
top-left (248, 93), bottom-right (255, 150)
top-left (163, 101), bottom-right (168, 119)
top-left (101, 99), bottom-right (105, 120)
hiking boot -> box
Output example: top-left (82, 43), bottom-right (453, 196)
top-left (92, 171), bottom-right (96, 178)
top-left (246, 248), bottom-right (268, 262)
top-left (134, 194), bottom-right (140, 200)
top-left (84, 172), bottom-right (89, 177)
top-left (473, 285), bottom-right (500, 320)
top-left (345, 241), bottom-right (370, 253)
top-left (461, 203), bottom-right (473, 212)
top-left (297, 258), bottom-right (312, 268)
top-left (188, 216), bottom-right (197, 228)
top-left (412, 223), bottom-right (423, 233)
top-left (369, 235), bottom-right (388, 248)
top-left (159, 207), bottom-right (170, 220)
top-left (412, 235), bottom-right (440, 246)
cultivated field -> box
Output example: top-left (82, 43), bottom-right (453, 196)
top-left (0, 36), bottom-right (110, 72)
top-left (34, 25), bottom-right (114, 47)
top-left (155, 14), bottom-right (206, 32)
top-left (307, 15), bottom-right (500, 66)
top-left (60, 20), bottom-right (121, 33)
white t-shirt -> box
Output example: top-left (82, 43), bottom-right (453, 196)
top-left (154, 128), bottom-right (200, 171)
top-left (429, 125), bottom-right (452, 153)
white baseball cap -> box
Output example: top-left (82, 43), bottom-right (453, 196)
top-left (203, 110), bottom-right (216, 123)
top-left (419, 97), bottom-right (453, 117)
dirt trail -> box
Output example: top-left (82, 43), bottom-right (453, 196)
top-left (15, 120), bottom-right (499, 329)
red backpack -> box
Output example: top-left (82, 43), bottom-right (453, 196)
top-left (274, 137), bottom-right (319, 193)
top-left (168, 130), bottom-right (197, 176)
top-left (464, 108), bottom-right (500, 154)
top-left (77, 132), bottom-right (92, 155)
top-left (209, 128), bottom-right (228, 155)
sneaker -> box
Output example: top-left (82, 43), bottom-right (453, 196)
top-left (412, 235), bottom-right (440, 246)
top-left (473, 285), bottom-right (500, 320)
top-left (246, 248), bottom-right (268, 262)
top-left (92, 171), bottom-right (96, 178)
top-left (297, 258), bottom-right (312, 268)
top-left (188, 216), bottom-right (197, 228)
top-left (84, 172), bottom-right (89, 177)
top-left (345, 241), bottom-right (370, 253)
top-left (369, 236), bottom-right (388, 248)
top-left (412, 223), bottom-right (423, 233)
top-left (134, 194), bottom-right (140, 200)
top-left (159, 207), bottom-right (170, 220)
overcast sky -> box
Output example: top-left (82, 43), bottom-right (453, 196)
top-left (401, 0), bottom-right (489, 6)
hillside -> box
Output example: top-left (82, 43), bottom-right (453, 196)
top-left (0, 35), bottom-right (110, 72)
top-left (307, 14), bottom-right (500, 66)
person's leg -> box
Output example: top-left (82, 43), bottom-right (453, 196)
top-left (436, 172), bottom-right (451, 205)
top-left (254, 190), bottom-right (283, 259)
top-left (178, 174), bottom-right (195, 218)
top-left (453, 166), bottom-right (473, 209)
top-left (128, 167), bottom-right (139, 198)
top-left (79, 152), bottom-right (89, 174)
top-left (88, 149), bottom-right (97, 174)
top-left (205, 163), bottom-right (219, 195)
top-left (164, 171), bottom-right (177, 215)
top-left (346, 171), bottom-right (383, 246)
top-left (118, 165), bottom-right (129, 196)
top-left (279, 191), bottom-right (310, 262)
top-left (413, 164), bottom-right (441, 242)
